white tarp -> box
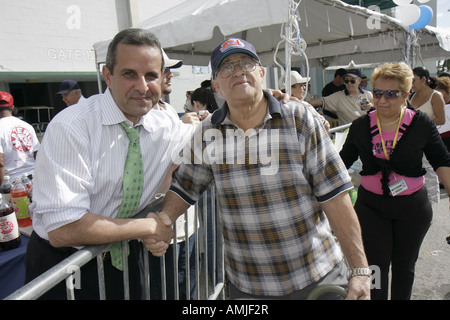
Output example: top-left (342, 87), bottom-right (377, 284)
top-left (93, 0), bottom-right (450, 69)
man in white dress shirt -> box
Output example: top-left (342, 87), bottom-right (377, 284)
top-left (25, 28), bottom-right (192, 299)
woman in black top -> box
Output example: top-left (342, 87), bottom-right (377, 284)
top-left (339, 62), bottom-right (450, 300)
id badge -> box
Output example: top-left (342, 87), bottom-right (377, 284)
top-left (389, 179), bottom-right (408, 196)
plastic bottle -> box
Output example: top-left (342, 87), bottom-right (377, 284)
top-left (21, 173), bottom-right (32, 194)
top-left (0, 176), bottom-right (12, 205)
top-left (10, 177), bottom-right (31, 227)
top-left (0, 193), bottom-right (21, 251)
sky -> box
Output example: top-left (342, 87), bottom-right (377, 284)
top-left (437, 0), bottom-right (450, 32)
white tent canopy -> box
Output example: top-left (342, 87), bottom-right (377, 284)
top-left (94, 0), bottom-right (450, 71)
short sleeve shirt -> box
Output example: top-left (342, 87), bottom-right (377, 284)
top-left (0, 116), bottom-right (40, 180)
top-left (170, 91), bottom-right (352, 296)
top-left (323, 89), bottom-right (373, 125)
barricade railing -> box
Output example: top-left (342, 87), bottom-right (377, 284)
top-left (5, 187), bottom-right (226, 300)
top-left (328, 123), bottom-right (351, 135)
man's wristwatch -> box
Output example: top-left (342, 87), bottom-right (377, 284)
top-left (348, 267), bottom-right (372, 280)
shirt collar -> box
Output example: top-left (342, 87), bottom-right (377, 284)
top-left (344, 87), bottom-right (365, 95)
top-left (211, 90), bottom-right (282, 125)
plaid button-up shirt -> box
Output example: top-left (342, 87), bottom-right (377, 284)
top-left (170, 91), bottom-right (353, 296)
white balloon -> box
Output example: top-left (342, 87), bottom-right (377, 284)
top-left (417, 0), bottom-right (430, 3)
top-left (397, 5), bottom-right (421, 26)
top-left (393, 0), bottom-right (412, 5)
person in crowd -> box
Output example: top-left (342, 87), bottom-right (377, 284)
top-left (0, 91), bottom-right (40, 186)
top-left (201, 79), bottom-right (226, 109)
top-left (320, 68), bottom-right (347, 121)
top-left (409, 66), bottom-right (446, 205)
top-left (145, 37), bottom-right (371, 300)
top-left (189, 87), bottom-right (219, 114)
top-left (308, 69), bottom-right (373, 126)
top-left (409, 66), bottom-right (445, 125)
top-left (24, 28), bottom-right (191, 300)
top-left (279, 70), bottom-right (330, 130)
top-left (339, 62), bottom-right (450, 300)
top-left (57, 79), bottom-right (86, 108)
top-left (360, 74), bottom-right (369, 90)
top-left (279, 70), bottom-right (310, 100)
top-left (157, 50), bottom-right (201, 124)
top-left (322, 68), bottom-right (346, 97)
top-left (435, 75), bottom-right (450, 152)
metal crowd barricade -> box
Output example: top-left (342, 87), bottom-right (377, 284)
top-left (328, 123), bottom-right (351, 135)
top-left (5, 187), bottom-right (226, 300)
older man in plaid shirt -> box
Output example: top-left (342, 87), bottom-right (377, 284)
top-left (145, 38), bottom-right (371, 300)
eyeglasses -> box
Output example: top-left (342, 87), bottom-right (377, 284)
top-left (372, 89), bottom-right (404, 99)
top-left (217, 58), bottom-right (259, 78)
top-left (344, 79), bottom-right (356, 84)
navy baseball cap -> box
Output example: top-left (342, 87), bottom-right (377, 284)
top-left (211, 38), bottom-right (260, 76)
top-left (346, 69), bottom-right (362, 79)
top-left (57, 79), bottom-right (80, 94)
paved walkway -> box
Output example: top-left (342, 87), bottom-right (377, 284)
top-left (412, 190), bottom-right (450, 300)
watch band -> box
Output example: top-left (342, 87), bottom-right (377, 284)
top-left (348, 267), bottom-right (372, 280)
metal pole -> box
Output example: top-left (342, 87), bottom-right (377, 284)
top-left (285, 25), bottom-right (292, 96)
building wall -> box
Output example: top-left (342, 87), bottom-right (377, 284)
top-left (0, 0), bottom-right (190, 114)
top-left (0, 0), bottom-right (120, 73)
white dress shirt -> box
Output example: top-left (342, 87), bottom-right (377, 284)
top-left (32, 88), bottom-right (194, 240)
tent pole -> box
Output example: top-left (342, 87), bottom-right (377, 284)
top-left (96, 62), bottom-right (103, 93)
top-left (406, 30), bottom-right (412, 67)
top-left (285, 25), bottom-right (291, 96)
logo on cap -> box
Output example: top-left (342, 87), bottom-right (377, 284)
top-left (220, 39), bottom-right (245, 53)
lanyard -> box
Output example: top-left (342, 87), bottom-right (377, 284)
top-left (376, 107), bottom-right (405, 160)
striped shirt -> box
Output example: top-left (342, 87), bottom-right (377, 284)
top-left (170, 91), bottom-right (353, 296)
top-left (32, 88), bottom-right (193, 240)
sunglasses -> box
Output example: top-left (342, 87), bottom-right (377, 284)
top-left (344, 79), bottom-right (356, 84)
top-left (372, 89), bottom-right (404, 99)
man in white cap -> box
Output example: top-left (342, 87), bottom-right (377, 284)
top-left (279, 70), bottom-right (310, 100)
top-left (280, 71), bottom-right (329, 130)
top-left (156, 50), bottom-right (205, 124)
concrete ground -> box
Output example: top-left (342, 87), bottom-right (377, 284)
top-left (411, 190), bottom-right (450, 300)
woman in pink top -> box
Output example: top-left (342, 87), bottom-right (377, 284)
top-left (339, 62), bottom-right (450, 300)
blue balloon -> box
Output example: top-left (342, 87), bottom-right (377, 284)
top-left (409, 5), bottom-right (433, 30)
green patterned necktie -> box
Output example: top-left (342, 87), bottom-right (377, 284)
top-left (110, 122), bottom-right (144, 270)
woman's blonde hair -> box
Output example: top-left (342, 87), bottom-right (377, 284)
top-left (370, 62), bottom-right (413, 93)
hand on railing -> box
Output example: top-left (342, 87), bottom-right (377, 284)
top-left (142, 211), bottom-right (173, 257)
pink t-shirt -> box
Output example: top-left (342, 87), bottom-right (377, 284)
top-left (360, 109), bottom-right (425, 196)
